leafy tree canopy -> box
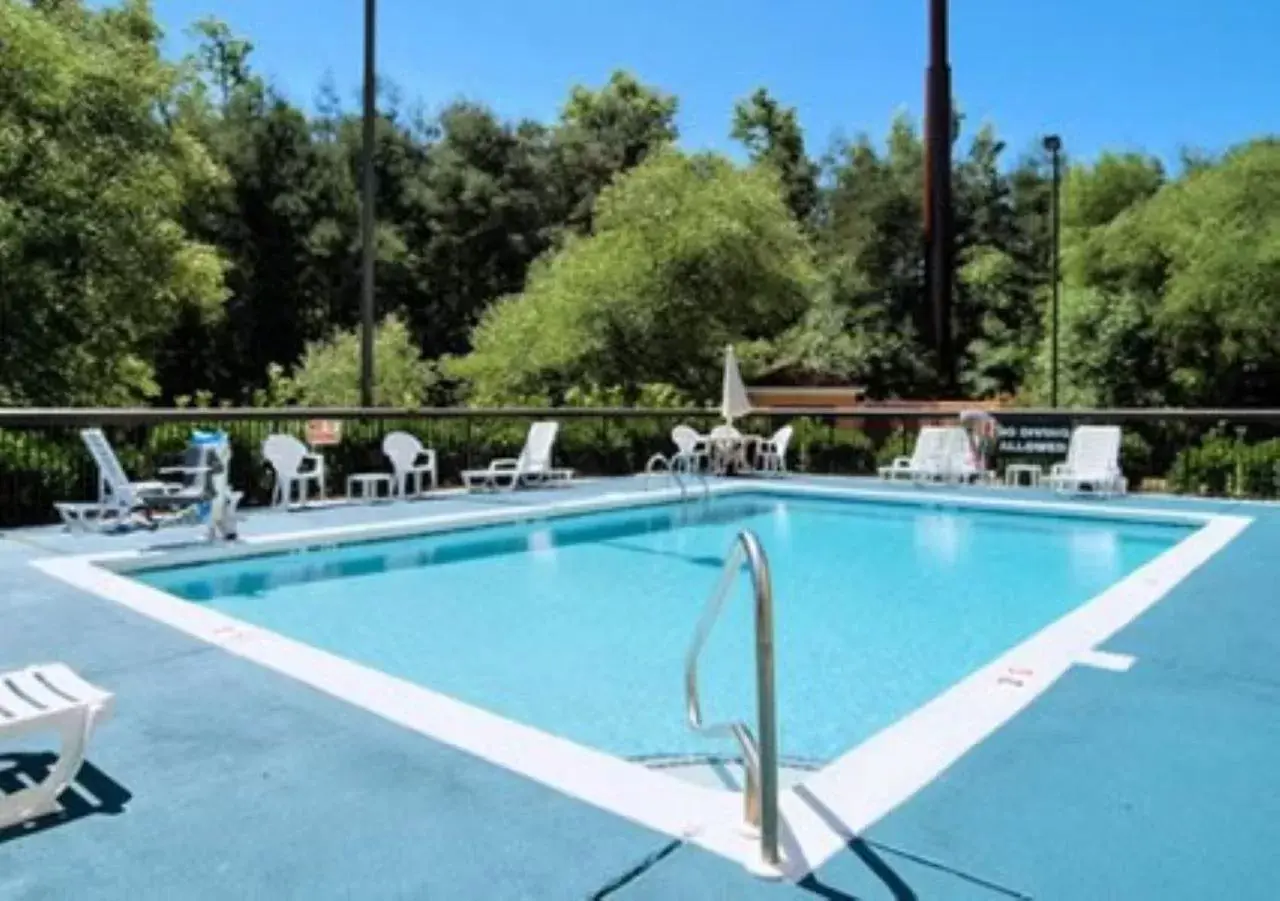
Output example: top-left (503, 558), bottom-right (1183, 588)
top-left (451, 150), bottom-right (816, 403)
top-left (0, 0), bottom-right (227, 405)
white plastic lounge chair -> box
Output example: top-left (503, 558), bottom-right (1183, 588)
top-left (755, 425), bottom-right (794, 476)
top-left (671, 425), bottom-right (711, 474)
top-left (0, 664), bottom-right (115, 829)
top-left (262, 434), bottom-right (326, 507)
top-left (1045, 426), bottom-right (1128, 497)
top-left (55, 428), bottom-right (184, 530)
top-left (382, 431), bottom-right (438, 498)
top-left (940, 426), bottom-right (994, 484)
top-left (879, 427), bottom-right (949, 482)
top-left (462, 421), bottom-right (574, 491)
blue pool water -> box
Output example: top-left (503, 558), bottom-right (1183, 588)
top-left (138, 493), bottom-right (1191, 762)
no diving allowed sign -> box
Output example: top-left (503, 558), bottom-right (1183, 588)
top-left (996, 421), bottom-right (1071, 458)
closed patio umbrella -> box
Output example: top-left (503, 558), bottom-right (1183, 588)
top-left (720, 344), bottom-right (752, 424)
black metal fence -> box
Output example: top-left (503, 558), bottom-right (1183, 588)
top-left (2, 406), bottom-right (1279, 528)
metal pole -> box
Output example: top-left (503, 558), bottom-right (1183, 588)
top-left (1045, 135), bottom-right (1062, 408)
top-left (359, 0), bottom-right (377, 408)
top-left (925, 0), bottom-right (954, 394)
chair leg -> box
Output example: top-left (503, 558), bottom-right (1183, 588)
top-left (0, 711), bottom-right (91, 830)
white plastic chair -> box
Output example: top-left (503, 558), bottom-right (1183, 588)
top-left (262, 434), bottom-right (326, 507)
top-left (878, 427), bottom-right (949, 482)
top-left (0, 664), bottom-right (115, 829)
top-left (755, 425), bottom-right (794, 476)
top-left (382, 431), bottom-right (438, 498)
top-left (709, 424), bottom-right (747, 475)
top-left (1046, 426), bottom-right (1127, 497)
top-left (671, 425), bottom-right (711, 474)
top-left (462, 421), bottom-right (574, 491)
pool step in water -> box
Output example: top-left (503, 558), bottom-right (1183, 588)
top-left (638, 754), bottom-right (818, 792)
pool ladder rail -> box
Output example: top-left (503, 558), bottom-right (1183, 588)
top-left (644, 452), bottom-right (709, 500)
top-left (684, 530), bottom-right (783, 877)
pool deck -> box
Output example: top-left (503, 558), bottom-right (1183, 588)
top-left (3, 475), bottom-right (1279, 899)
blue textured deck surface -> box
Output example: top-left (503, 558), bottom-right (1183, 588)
top-left (2, 476), bottom-right (1278, 900)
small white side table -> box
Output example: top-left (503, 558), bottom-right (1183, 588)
top-left (1005, 463), bottom-right (1043, 488)
top-left (346, 473), bottom-right (395, 502)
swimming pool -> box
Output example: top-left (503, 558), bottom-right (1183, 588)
top-left (137, 491), bottom-right (1191, 763)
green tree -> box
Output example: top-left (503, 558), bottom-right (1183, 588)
top-left (1029, 140), bottom-right (1280, 407)
top-left (159, 21), bottom-right (354, 402)
top-left (0, 0), bottom-right (227, 406)
top-left (552, 71), bottom-right (678, 232)
top-left (1064, 151), bottom-right (1164, 230)
top-left (265, 314), bottom-right (435, 406)
top-left (451, 150), bottom-right (816, 403)
top-left (732, 88), bottom-right (819, 223)
top-left (187, 16), bottom-right (253, 111)
top-left (396, 102), bottom-right (563, 360)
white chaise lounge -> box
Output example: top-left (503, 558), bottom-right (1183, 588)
top-left (0, 664), bottom-right (115, 829)
top-left (1045, 425), bottom-right (1128, 497)
top-left (462, 421), bottom-right (574, 491)
top-left (878, 427), bottom-right (950, 482)
top-left (55, 428), bottom-right (235, 532)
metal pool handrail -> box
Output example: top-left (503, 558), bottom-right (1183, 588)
top-left (644, 453), bottom-right (710, 500)
top-left (684, 530), bottom-right (781, 872)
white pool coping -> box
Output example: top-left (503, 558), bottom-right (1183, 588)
top-left (32, 480), bottom-right (1250, 880)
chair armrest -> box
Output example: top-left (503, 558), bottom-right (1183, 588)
top-left (490, 458), bottom-right (520, 471)
top-left (298, 453), bottom-right (325, 475)
top-left (890, 456), bottom-right (911, 468)
top-left (159, 465), bottom-right (210, 475)
top-left (1049, 463), bottom-right (1069, 477)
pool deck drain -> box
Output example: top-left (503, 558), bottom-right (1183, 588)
top-left (2, 475), bottom-right (1280, 899)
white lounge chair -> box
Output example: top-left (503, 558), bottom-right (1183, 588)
top-left (56, 429), bottom-right (233, 532)
top-left (755, 425), bottom-right (794, 476)
top-left (1045, 426), bottom-right (1128, 497)
top-left (940, 426), bottom-right (995, 484)
top-left (0, 664), bottom-right (114, 829)
top-left (462, 421), bottom-right (574, 491)
top-left (54, 428), bottom-right (183, 530)
top-left (879, 427), bottom-right (949, 482)
top-left (262, 434), bottom-right (326, 507)
top-left (671, 425), bottom-right (711, 474)
top-left (382, 431), bottom-right (438, 498)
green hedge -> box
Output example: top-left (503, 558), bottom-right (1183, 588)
top-left (1169, 432), bottom-right (1280, 498)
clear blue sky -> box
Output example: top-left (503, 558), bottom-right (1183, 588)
top-left (153, 0), bottom-right (1279, 166)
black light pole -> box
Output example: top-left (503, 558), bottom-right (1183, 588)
top-left (924, 0), bottom-right (954, 393)
top-left (359, 0), bottom-right (377, 407)
top-left (1044, 134), bottom-right (1062, 409)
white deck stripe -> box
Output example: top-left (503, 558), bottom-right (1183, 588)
top-left (1076, 649), bottom-right (1137, 672)
top-left (30, 482), bottom-right (1249, 880)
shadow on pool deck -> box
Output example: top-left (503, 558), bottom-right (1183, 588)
top-left (0, 754), bottom-right (132, 846)
top-left (3, 476), bottom-right (1280, 898)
